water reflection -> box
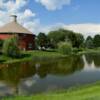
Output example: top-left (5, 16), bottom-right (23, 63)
top-left (0, 56), bottom-right (84, 83)
top-left (37, 56), bottom-right (84, 78)
top-left (1, 54), bottom-right (100, 96)
top-left (85, 53), bottom-right (100, 67)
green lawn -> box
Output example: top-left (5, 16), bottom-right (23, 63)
top-left (1, 49), bottom-right (100, 64)
top-left (3, 83), bottom-right (100, 100)
top-left (0, 50), bottom-right (67, 64)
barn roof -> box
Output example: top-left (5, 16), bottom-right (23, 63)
top-left (0, 15), bottom-right (33, 35)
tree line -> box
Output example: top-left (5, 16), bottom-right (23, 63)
top-left (36, 29), bottom-right (84, 50)
top-left (85, 35), bottom-right (100, 49)
top-left (36, 29), bottom-right (100, 50)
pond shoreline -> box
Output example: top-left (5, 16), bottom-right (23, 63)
top-left (1, 49), bottom-right (100, 64)
top-left (0, 50), bottom-right (69, 64)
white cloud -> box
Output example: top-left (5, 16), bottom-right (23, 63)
top-left (39, 23), bottom-right (64, 33)
top-left (37, 23), bottom-right (100, 38)
top-left (24, 9), bottom-right (36, 17)
top-left (64, 24), bottom-right (100, 37)
top-left (0, 0), bottom-right (28, 14)
top-left (0, 11), bottom-right (10, 24)
top-left (0, 0), bottom-right (29, 24)
top-left (0, 0), bottom-right (38, 34)
top-left (35, 0), bottom-right (71, 11)
top-left (23, 19), bottom-right (41, 34)
top-left (17, 9), bottom-right (36, 24)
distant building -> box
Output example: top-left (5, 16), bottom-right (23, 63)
top-left (0, 15), bottom-right (35, 50)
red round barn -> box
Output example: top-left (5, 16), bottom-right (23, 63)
top-left (0, 15), bottom-right (35, 50)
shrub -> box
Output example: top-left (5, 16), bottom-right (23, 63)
top-left (0, 39), bottom-right (4, 47)
top-left (72, 48), bottom-right (79, 53)
top-left (2, 36), bottom-right (21, 58)
top-left (58, 42), bottom-right (72, 55)
top-left (72, 48), bottom-right (84, 53)
top-left (0, 39), bottom-right (4, 53)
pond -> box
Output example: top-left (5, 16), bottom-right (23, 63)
top-left (0, 53), bottom-right (100, 97)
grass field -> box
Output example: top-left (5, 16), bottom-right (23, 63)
top-left (3, 82), bottom-right (100, 100)
top-left (0, 50), bottom-right (67, 64)
top-left (1, 48), bottom-right (100, 64)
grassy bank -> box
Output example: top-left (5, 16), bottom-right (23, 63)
top-left (1, 49), bottom-right (100, 64)
top-left (0, 50), bottom-right (67, 64)
top-left (78, 48), bottom-right (100, 55)
top-left (3, 82), bottom-right (100, 100)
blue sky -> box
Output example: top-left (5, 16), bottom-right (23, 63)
top-left (28, 0), bottom-right (100, 25)
top-left (0, 0), bottom-right (100, 37)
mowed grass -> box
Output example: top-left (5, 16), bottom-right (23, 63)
top-left (25, 50), bottom-right (66, 57)
top-left (3, 83), bottom-right (100, 100)
top-left (0, 50), bottom-right (67, 64)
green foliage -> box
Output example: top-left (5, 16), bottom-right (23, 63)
top-left (37, 32), bottom-right (49, 50)
top-left (58, 42), bottom-right (72, 55)
top-left (85, 36), bottom-right (94, 49)
top-left (47, 29), bottom-right (84, 48)
top-left (67, 32), bottom-right (84, 48)
top-left (93, 34), bottom-right (100, 48)
top-left (2, 36), bottom-right (21, 58)
top-left (0, 39), bottom-right (4, 51)
top-left (72, 48), bottom-right (80, 53)
top-left (0, 39), bottom-right (3, 47)
top-left (48, 29), bottom-right (72, 48)
top-left (67, 32), bottom-right (76, 47)
top-left (75, 33), bottom-right (84, 48)
top-left (72, 48), bottom-right (84, 54)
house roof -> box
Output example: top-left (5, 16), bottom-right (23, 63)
top-left (0, 15), bottom-right (33, 35)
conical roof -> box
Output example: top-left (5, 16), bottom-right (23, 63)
top-left (0, 15), bottom-right (33, 35)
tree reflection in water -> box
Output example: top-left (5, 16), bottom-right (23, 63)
top-left (37, 56), bottom-right (84, 78)
top-left (85, 53), bottom-right (100, 67)
top-left (0, 55), bottom-right (84, 96)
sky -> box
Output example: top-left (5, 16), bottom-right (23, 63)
top-left (0, 0), bottom-right (100, 37)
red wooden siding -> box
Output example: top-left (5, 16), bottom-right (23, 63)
top-left (0, 33), bottom-right (35, 50)
top-left (0, 34), bottom-right (14, 40)
top-left (19, 34), bottom-right (35, 50)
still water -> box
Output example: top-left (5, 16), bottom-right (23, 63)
top-left (0, 53), bottom-right (100, 96)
